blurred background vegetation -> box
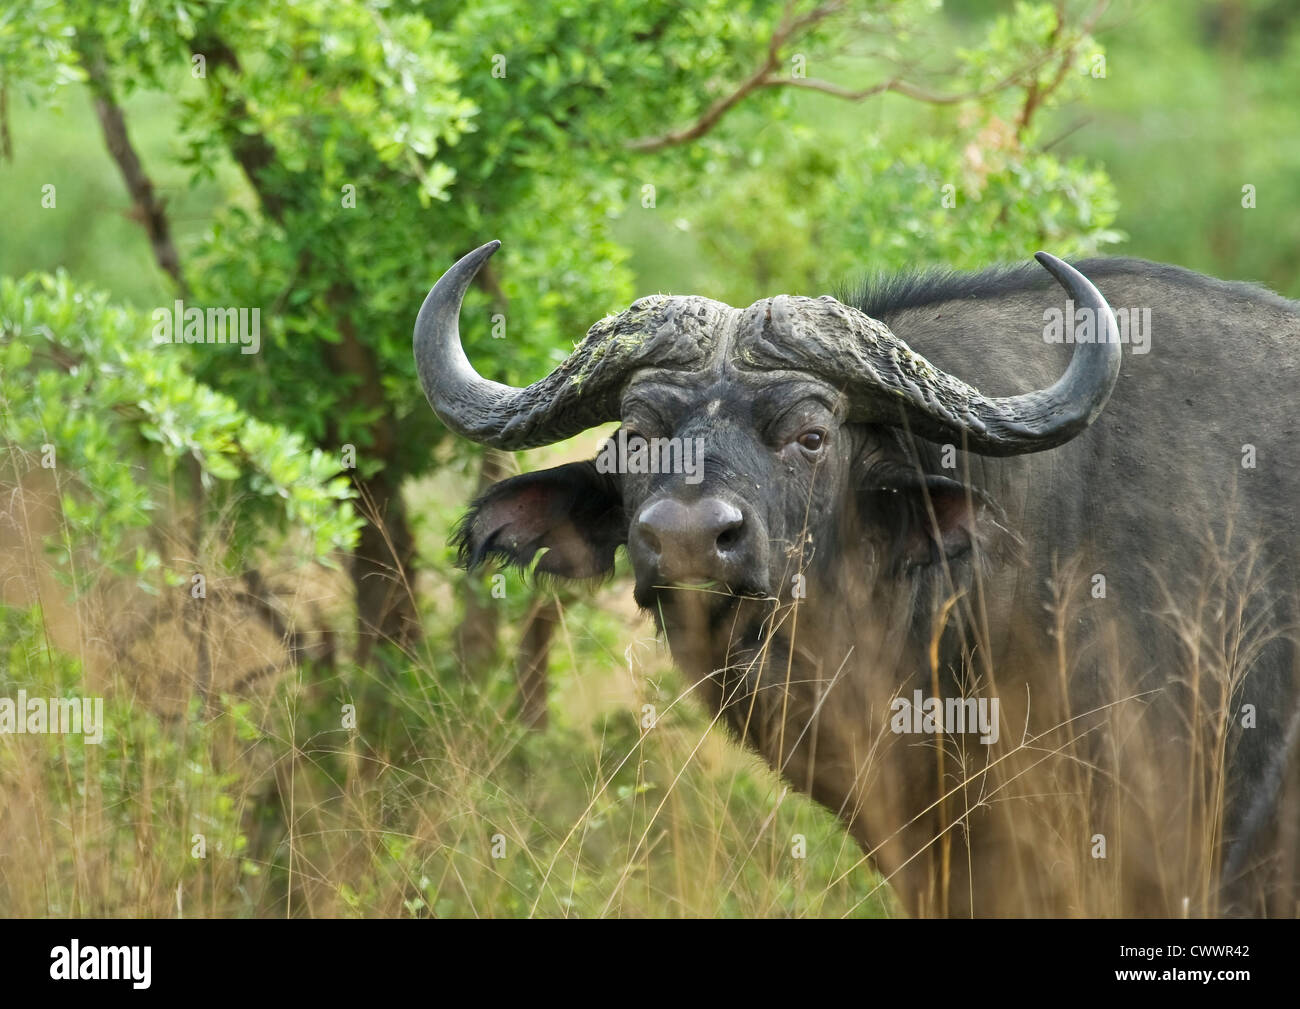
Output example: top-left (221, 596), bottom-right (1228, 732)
top-left (0, 0), bottom-right (1296, 917)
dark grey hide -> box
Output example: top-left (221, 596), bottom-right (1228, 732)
top-left (416, 242), bottom-right (1300, 917)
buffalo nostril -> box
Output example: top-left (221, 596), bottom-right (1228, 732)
top-left (715, 521), bottom-right (743, 553)
top-left (705, 501), bottom-right (744, 556)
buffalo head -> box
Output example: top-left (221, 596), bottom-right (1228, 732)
top-left (415, 240), bottom-right (1119, 735)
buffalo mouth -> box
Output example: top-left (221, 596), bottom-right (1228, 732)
top-left (645, 584), bottom-right (793, 695)
top-left (635, 577), bottom-right (777, 653)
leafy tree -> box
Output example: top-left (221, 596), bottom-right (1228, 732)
top-left (625, 1), bottom-right (1119, 300)
top-left (4, 0), bottom-right (1116, 670)
top-left (0, 270), bottom-right (359, 708)
top-left (0, 271), bottom-right (359, 574)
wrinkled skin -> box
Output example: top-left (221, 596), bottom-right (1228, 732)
top-left (448, 258), bottom-right (1300, 917)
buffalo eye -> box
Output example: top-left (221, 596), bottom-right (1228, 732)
top-left (796, 429), bottom-right (826, 452)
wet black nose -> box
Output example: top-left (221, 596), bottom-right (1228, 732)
top-left (630, 497), bottom-right (753, 586)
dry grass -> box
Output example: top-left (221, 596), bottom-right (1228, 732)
top-left (3, 436), bottom-right (1296, 917)
top-left (0, 453), bottom-right (893, 918)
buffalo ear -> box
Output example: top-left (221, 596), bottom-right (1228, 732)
top-left (862, 470), bottom-right (1018, 572)
top-left (453, 460), bottom-right (625, 579)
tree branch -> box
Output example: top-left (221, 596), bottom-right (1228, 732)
top-left (767, 58), bottom-right (1057, 105)
top-left (626, 0), bottom-right (844, 152)
top-left (1015, 0), bottom-right (1108, 140)
top-left (75, 35), bottom-right (188, 294)
top-left (625, 0), bottom-right (1104, 154)
top-left (188, 33), bottom-right (291, 223)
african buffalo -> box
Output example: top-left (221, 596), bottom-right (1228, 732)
top-left (416, 240), bottom-right (1300, 917)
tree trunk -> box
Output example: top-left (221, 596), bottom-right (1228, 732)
top-left (352, 467), bottom-right (419, 666)
top-left (515, 594), bottom-right (561, 730)
top-left (454, 449), bottom-right (512, 675)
